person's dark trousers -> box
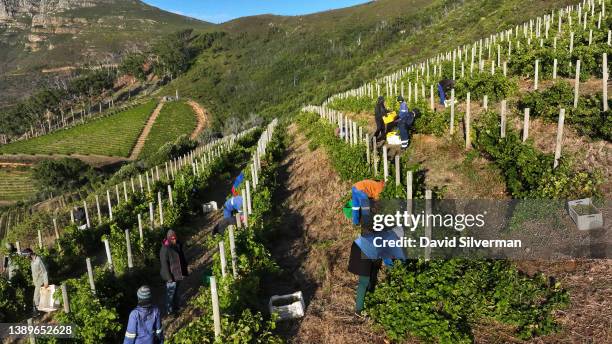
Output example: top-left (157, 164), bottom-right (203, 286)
top-left (374, 116), bottom-right (385, 141)
top-left (165, 280), bottom-right (180, 315)
top-left (438, 83), bottom-right (446, 105)
top-left (398, 121), bottom-right (410, 148)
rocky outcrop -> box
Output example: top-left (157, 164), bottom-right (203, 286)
top-left (0, 0), bottom-right (117, 21)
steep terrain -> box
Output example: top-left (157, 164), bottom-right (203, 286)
top-left (0, 0), bottom-right (209, 105)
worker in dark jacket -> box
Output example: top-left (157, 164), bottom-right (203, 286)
top-left (374, 96), bottom-right (390, 141)
top-left (352, 180), bottom-right (385, 225)
top-left (159, 230), bottom-right (188, 315)
top-left (348, 238), bottom-right (382, 315)
top-left (123, 285), bottom-right (164, 344)
top-left (397, 96), bottom-right (415, 149)
top-left (438, 79), bottom-right (455, 105)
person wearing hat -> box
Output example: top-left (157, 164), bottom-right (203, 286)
top-left (374, 96), bottom-right (391, 141)
top-left (396, 96), bottom-right (414, 149)
top-left (351, 179), bottom-right (385, 226)
top-left (348, 232), bottom-right (383, 316)
top-left (159, 230), bottom-right (188, 316)
top-left (22, 248), bottom-right (48, 315)
top-left (123, 285), bottom-right (164, 344)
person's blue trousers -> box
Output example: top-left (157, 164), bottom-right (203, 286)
top-left (351, 187), bottom-right (370, 225)
top-left (398, 120), bottom-right (410, 148)
top-left (438, 83), bottom-right (446, 105)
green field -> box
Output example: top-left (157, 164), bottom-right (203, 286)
top-left (0, 167), bottom-right (37, 203)
top-left (0, 100), bottom-right (158, 157)
top-left (139, 101), bottom-right (197, 159)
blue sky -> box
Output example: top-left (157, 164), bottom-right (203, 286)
top-left (143, 0), bottom-right (371, 24)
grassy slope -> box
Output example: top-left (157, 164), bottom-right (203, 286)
top-left (0, 100), bottom-right (157, 157)
top-left (0, 167), bottom-right (36, 202)
top-left (139, 100), bottom-right (197, 159)
top-left (164, 0), bottom-right (575, 128)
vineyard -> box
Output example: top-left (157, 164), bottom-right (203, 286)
top-left (139, 101), bottom-right (199, 160)
top-left (0, 0), bottom-right (610, 343)
top-left (0, 100), bottom-right (159, 158)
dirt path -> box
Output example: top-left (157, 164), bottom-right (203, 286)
top-left (187, 100), bottom-right (208, 140)
top-left (128, 101), bottom-right (165, 160)
top-left (265, 125), bottom-right (386, 344)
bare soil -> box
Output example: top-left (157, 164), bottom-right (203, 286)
top-left (128, 100), bottom-right (165, 160)
top-left (187, 100), bottom-right (208, 140)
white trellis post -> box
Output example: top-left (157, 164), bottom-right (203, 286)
top-left (450, 89), bottom-right (455, 135)
top-left (106, 190), bottom-right (113, 220)
top-left (500, 100), bottom-right (507, 138)
top-left (86, 257), bottom-right (96, 294)
top-left (103, 238), bottom-right (113, 271)
top-left (523, 108), bottom-right (530, 142)
top-left (465, 92), bottom-right (471, 149)
top-left (554, 109), bottom-right (566, 168)
top-left (219, 241), bottom-right (227, 277)
top-left (395, 155), bottom-right (401, 186)
top-left (84, 201), bottom-right (90, 228)
top-left (96, 195), bottom-right (102, 224)
top-left (383, 145), bottom-right (389, 181)
top-left (534, 59), bottom-right (539, 90)
top-left (603, 53), bottom-right (609, 111)
top-left (229, 226), bottom-right (238, 278)
top-left (125, 229), bottom-right (133, 269)
top-left (574, 60), bottom-right (581, 108)
top-left (210, 277), bottom-right (222, 339)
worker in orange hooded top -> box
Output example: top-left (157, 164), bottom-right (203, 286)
top-left (351, 180), bottom-right (385, 225)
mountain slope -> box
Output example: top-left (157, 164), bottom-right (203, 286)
top-left (0, 0), bottom-right (210, 105)
top-left (163, 0), bottom-right (575, 129)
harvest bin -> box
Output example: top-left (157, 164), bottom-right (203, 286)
top-left (567, 198), bottom-right (603, 230)
top-left (268, 291), bottom-right (305, 321)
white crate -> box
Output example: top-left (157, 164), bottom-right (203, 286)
top-left (269, 291), bottom-right (305, 321)
top-left (567, 198), bottom-right (604, 230)
top-left (202, 201), bottom-right (218, 213)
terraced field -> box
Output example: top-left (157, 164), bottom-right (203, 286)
top-left (0, 100), bottom-right (158, 157)
top-left (0, 167), bottom-right (37, 203)
top-left (139, 100), bottom-right (197, 159)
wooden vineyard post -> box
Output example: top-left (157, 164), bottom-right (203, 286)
top-left (70, 209), bottom-right (74, 224)
top-left (61, 284), bottom-right (70, 313)
top-left (219, 241), bottom-right (227, 277)
top-left (430, 84), bottom-right (434, 110)
top-left (235, 213), bottom-right (242, 229)
top-left (465, 92), bottom-right (471, 149)
top-left (27, 318), bottom-right (35, 344)
top-left (366, 134), bottom-right (371, 168)
top-left (86, 258), bottom-right (96, 294)
top-left (450, 89), bottom-right (455, 135)
top-left (554, 109), bottom-right (565, 168)
top-left (483, 95), bottom-right (488, 111)
top-left (373, 136), bottom-right (378, 176)
top-left (229, 226), bottom-right (238, 278)
top-left (210, 276), bottom-right (222, 339)
top-left (103, 238), bottom-right (113, 271)
top-left (383, 145), bottom-right (389, 181)
top-left (603, 53), bottom-right (608, 111)
top-left (125, 229), bottom-right (133, 269)
top-left (115, 185), bottom-right (121, 205)
top-left (395, 155), bottom-right (401, 186)
top-left (168, 185), bottom-right (173, 207)
top-left (241, 189), bottom-right (249, 227)
top-left (37, 230), bottom-right (43, 249)
top-left (83, 201), bottom-right (90, 229)
top-left (137, 214), bottom-right (143, 241)
top-left (53, 218), bottom-right (60, 242)
top-left (424, 190), bottom-right (432, 261)
top-left (149, 202), bottom-right (154, 229)
top-left (107, 190), bottom-right (113, 220)
top-left (158, 192), bottom-right (164, 226)
top-left (95, 195), bottom-right (102, 224)
top-left (534, 59), bottom-right (539, 90)
top-left (246, 181), bottom-right (252, 215)
top-left (574, 60), bottom-right (581, 108)
top-left (123, 182), bottom-right (128, 202)
top-left (500, 100), bottom-right (507, 138)
top-left (406, 171), bottom-right (413, 215)
top-left (553, 59), bottom-right (558, 79)
top-left (523, 108), bottom-right (530, 142)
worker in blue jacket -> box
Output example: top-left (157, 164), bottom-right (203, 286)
top-left (123, 285), bottom-right (163, 344)
top-left (223, 195), bottom-right (243, 219)
top-left (397, 96), bottom-right (414, 149)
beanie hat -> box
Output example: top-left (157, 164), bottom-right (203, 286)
top-left (397, 95), bottom-right (404, 102)
top-left (137, 285), bottom-right (151, 301)
top-left (166, 229), bottom-right (177, 240)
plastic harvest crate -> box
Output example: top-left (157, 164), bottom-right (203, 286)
top-left (268, 291), bottom-right (305, 321)
top-left (567, 198), bottom-right (604, 230)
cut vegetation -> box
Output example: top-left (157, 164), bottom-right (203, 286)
top-left (139, 100), bottom-right (198, 159)
top-left (0, 100), bottom-right (158, 157)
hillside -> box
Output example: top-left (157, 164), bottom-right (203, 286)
top-left (0, 0), bottom-right (210, 106)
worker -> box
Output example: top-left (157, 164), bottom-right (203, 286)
top-left (22, 248), bottom-right (48, 316)
top-left (2, 243), bottom-right (18, 282)
top-left (352, 179), bottom-right (385, 225)
top-left (159, 230), bottom-right (188, 316)
top-left (231, 172), bottom-right (244, 196)
top-left (396, 96), bottom-right (414, 149)
top-left (223, 195), bottom-right (243, 219)
top-left (374, 96), bottom-right (390, 141)
top-left (213, 217), bottom-right (236, 235)
top-left (348, 233), bottom-right (382, 316)
top-left (438, 79), bottom-right (455, 106)
top-left (123, 285), bottom-right (164, 344)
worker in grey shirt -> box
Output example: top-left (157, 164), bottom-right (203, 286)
top-left (22, 248), bottom-right (48, 315)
